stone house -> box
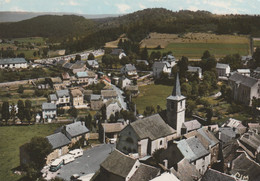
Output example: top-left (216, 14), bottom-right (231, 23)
top-left (70, 60), bottom-right (86, 74)
top-left (119, 77), bottom-right (132, 88)
top-left (70, 88), bottom-right (84, 107)
top-left (216, 63), bottom-right (230, 77)
top-left (152, 61), bottom-right (172, 78)
top-left (228, 72), bottom-right (260, 106)
top-left (101, 90), bottom-right (118, 102)
top-left (0, 58), bottom-right (28, 69)
top-left (61, 72), bottom-right (71, 86)
top-left (56, 89), bottom-right (70, 107)
top-left (102, 122), bottom-right (127, 140)
top-left (202, 168), bottom-right (237, 181)
top-left (181, 119), bottom-right (201, 134)
top-left (76, 71), bottom-right (88, 84)
top-left (117, 114), bottom-right (177, 157)
top-left (121, 64), bottom-right (137, 76)
top-left (42, 102), bottom-right (57, 120)
top-left (125, 85), bottom-right (139, 97)
top-left (106, 99), bottom-right (122, 119)
top-left (187, 66), bottom-right (202, 79)
top-left (90, 94), bottom-right (103, 111)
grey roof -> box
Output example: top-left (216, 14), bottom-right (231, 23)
top-left (111, 48), bottom-right (124, 55)
top-left (153, 62), bottom-right (166, 69)
top-left (46, 132), bottom-right (70, 149)
top-left (71, 60), bottom-right (86, 69)
top-left (162, 54), bottom-right (176, 60)
top-left (101, 149), bottom-right (136, 178)
top-left (229, 72), bottom-right (258, 88)
top-left (63, 62), bottom-right (73, 69)
top-left (242, 55), bottom-right (252, 61)
top-left (240, 131), bottom-right (260, 151)
top-left (90, 94), bottom-right (102, 101)
top-left (49, 94), bottom-right (58, 101)
top-left (87, 60), bottom-right (99, 66)
top-left (129, 163), bottom-right (160, 181)
top-left (124, 64), bottom-right (136, 71)
top-left (183, 120), bottom-right (201, 132)
top-left (56, 89), bottom-right (69, 97)
top-left (101, 90), bottom-right (117, 98)
top-left (130, 114), bottom-right (176, 140)
top-left (188, 66), bottom-right (202, 73)
top-left (216, 63), bottom-right (230, 69)
top-left (0, 58), bottom-right (27, 65)
top-left (255, 67), bottom-right (260, 72)
top-left (219, 127), bottom-right (237, 143)
top-left (167, 73), bottom-right (186, 101)
top-left (202, 168), bottom-right (236, 181)
top-left (178, 136), bottom-right (209, 162)
top-left (65, 121), bottom-right (89, 138)
top-left (42, 102), bottom-right (56, 110)
top-left (197, 128), bottom-right (219, 147)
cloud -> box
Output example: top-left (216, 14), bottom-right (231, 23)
top-left (61, 0), bottom-right (79, 6)
top-left (10, 6), bottom-right (25, 12)
top-left (188, 6), bottom-right (198, 11)
top-left (115, 3), bottom-right (131, 13)
top-left (139, 3), bottom-right (146, 9)
top-left (5, 0), bottom-right (11, 3)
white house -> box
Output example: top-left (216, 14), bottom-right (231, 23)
top-left (153, 61), bottom-right (172, 78)
top-left (121, 64), bottom-right (137, 76)
top-left (110, 48), bottom-right (126, 59)
top-left (87, 60), bottom-right (99, 69)
top-left (237, 69), bottom-right (250, 77)
top-left (42, 102), bottom-right (57, 120)
top-left (106, 99), bottom-right (122, 119)
top-left (119, 77), bottom-right (132, 88)
top-left (0, 58), bottom-right (28, 69)
top-left (56, 89), bottom-right (70, 107)
top-left (216, 63), bottom-right (230, 77)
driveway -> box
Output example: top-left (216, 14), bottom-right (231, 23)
top-left (57, 144), bottom-right (115, 180)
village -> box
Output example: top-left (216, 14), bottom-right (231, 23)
top-left (1, 40), bottom-right (260, 181)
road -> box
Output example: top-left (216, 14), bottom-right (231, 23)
top-left (57, 144), bottom-right (115, 181)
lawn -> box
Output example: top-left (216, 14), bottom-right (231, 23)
top-left (12, 37), bottom-right (45, 44)
top-left (148, 42), bottom-right (250, 59)
top-left (0, 124), bottom-right (65, 181)
top-left (132, 84), bottom-right (172, 114)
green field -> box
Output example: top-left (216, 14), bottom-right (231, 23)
top-left (254, 40), bottom-right (260, 47)
top-left (12, 37), bottom-right (45, 44)
top-left (0, 124), bottom-right (64, 181)
top-left (132, 84), bottom-right (172, 114)
top-left (149, 43), bottom-right (250, 59)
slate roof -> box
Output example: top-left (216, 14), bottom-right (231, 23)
top-left (197, 128), bottom-right (219, 147)
top-left (184, 130), bottom-right (211, 150)
top-left (188, 66), bottom-right (202, 73)
top-left (183, 120), bottom-right (201, 132)
top-left (202, 168), bottom-right (237, 181)
top-left (110, 48), bottom-right (124, 55)
top-left (124, 64), bottom-right (136, 71)
top-left (242, 55), bottom-right (252, 61)
top-left (150, 172), bottom-right (179, 181)
top-left (0, 58), bottom-right (27, 65)
top-left (101, 90), bottom-right (117, 98)
top-left (237, 69), bottom-right (250, 74)
top-left (71, 60), bottom-right (86, 69)
top-left (50, 77), bottom-right (62, 83)
top-left (63, 62), bottom-right (73, 69)
top-left (49, 94), bottom-right (58, 101)
top-left (90, 94), bottom-right (102, 101)
top-left (100, 149), bottom-right (136, 178)
top-left (102, 123), bottom-right (126, 133)
top-left (231, 153), bottom-right (260, 181)
top-left (65, 121), bottom-right (89, 138)
top-left (70, 89), bottom-right (83, 97)
top-left (239, 131), bottom-right (260, 153)
top-left (42, 102), bottom-right (56, 110)
top-left (125, 85), bottom-right (139, 91)
top-left (76, 71), bottom-right (88, 78)
top-left (229, 73), bottom-right (258, 88)
top-left (178, 136), bottom-right (209, 162)
top-left (87, 60), bottom-right (99, 66)
top-left (56, 89), bottom-right (69, 97)
top-left (130, 114), bottom-right (176, 140)
top-left (129, 163), bottom-right (160, 181)
top-left (153, 62), bottom-right (166, 69)
top-left (216, 63), bottom-right (230, 69)
top-left (255, 67), bottom-right (260, 72)
top-left (46, 132), bottom-right (70, 150)
top-left (219, 127), bottom-right (237, 143)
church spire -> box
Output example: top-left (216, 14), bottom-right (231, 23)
top-left (172, 73), bottom-right (181, 96)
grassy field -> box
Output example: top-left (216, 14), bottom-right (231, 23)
top-left (148, 42), bottom-right (250, 59)
top-left (0, 124), bottom-right (64, 181)
top-left (254, 40), bottom-right (260, 47)
top-left (12, 37), bottom-right (45, 44)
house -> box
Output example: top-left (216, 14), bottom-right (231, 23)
top-left (241, 55), bottom-right (253, 63)
top-left (153, 61), bottom-right (172, 78)
top-left (49, 77), bottom-right (66, 90)
top-left (222, 140), bottom-right (240, 173)
top-left (90, 94), bottom-right (103, 111)
top-left (187, 66), bottom-right (202, 79)
top-left (62, 121), bottom-right (90, 144)
top-left (125, 85), bottom-right (139, 97)
top-left (49, 94), bottom-right (58, 105)
top-left (121, 64), bottom-right (137, 76)
top-left (119, 77), bottom-right (132, 88)
top-left (202, 168), bottom-right (237, 181)
top-left (162, 54), bottom-right (176, 62)
top-left (237, 69), bottom-right (250, 76)
top-left (216, 63), bottom-right (230, 77)
top-left (117, 114), bottom-right (176, 157)
top-left (230, 153), bottom-right (260, 181)
top-left (150, 172), bottom-right (180, 181)
top-left (136, 60), bottom-right (149, 66)
top-left (70, 89), bottom-right (84, 107)
top-left (63, 62), bottom-right (74, 70)
top-left (56, 89), bottom-right (70, 107)
top-left (57, 59), bottom-right (69, 67)
top-left (76, 71), bottom-right (88, 84)
top-left (61, 72), bottom-right (71, 86)
top-left (248, 123), bottom-right (260, 133)
top-left (254, 67), bottom-right (260, 74)
top-left (110, 48), bottom-right (126, 59)
top-left (96, 149), bottom-right (159, 181)
top-left (218, 127), bottom-right (237, 144)
top-left (228, 72), bottom-right (260, 106)
top-left (0, 58), bottom-right (28, 69)
top-left (87, 60), bottom-right (99, 69)
top-left (106, 99), bottom-right (122, 119)
top-left (181, 119), bottom-right (201, 134)
top-left (42, 102), bottom-right (57, 121)
top-left (45, 132), bottom-right (71, 164)
top-left (70, 60), bottom-right (86, 74)
top-left (101, 90), bottom-right (118, 102)
top-left (102, 122), bottom-right (127, 140)
top-left (226, 118), bottom-right (247, 135)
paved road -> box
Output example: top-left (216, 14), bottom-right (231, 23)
top-left (57, 144), bottom-right (115, 181)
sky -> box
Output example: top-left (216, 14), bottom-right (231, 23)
top-left (0, 0), bottom-right (260, 15)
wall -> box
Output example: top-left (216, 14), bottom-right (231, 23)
top-left (46, 145), bottom-right (69, 164)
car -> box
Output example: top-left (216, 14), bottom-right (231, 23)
top-left (69, 149), bottom-right (83, 158)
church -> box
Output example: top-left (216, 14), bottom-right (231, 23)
top-left (116, 73), bottom-right (188, 157)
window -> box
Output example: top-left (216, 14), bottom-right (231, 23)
top-left (160, 140), bottom-right (163, 145)
top-left (180, 101), bottom-right (182, 108)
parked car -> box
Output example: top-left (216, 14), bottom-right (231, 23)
top-left (60, 154), bottom-right (75, 164)
top-left (50, 158), bottom-right (63, 172)
top-left (69, 149), bottom-right (83, 158)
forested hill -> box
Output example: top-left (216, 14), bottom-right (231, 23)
top-left (0, 15), bottom-right (95, 41)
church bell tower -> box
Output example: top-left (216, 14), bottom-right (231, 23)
top-left (166, 73), bottom-right (186, 136)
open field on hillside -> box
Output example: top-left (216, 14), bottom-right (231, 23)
top-left (254, 40), bottom-right (260, 47)
top-left (0, 124), bottom-right (64, 181)
top-left (104, 34), bottom-right (129, 48)
top-left (12, 37), bottom-right (46, 44)
top-left (148, 42), bottom-right (250, 59)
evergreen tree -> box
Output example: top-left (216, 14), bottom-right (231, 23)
top-left (88, 53), bottom-right (95, 60)
top-left (17, 100), bottom-right (25, 123)
top-left (1, 101), bottom-right (10, 124)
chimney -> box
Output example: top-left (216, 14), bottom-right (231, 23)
top-left (163, 159), bottom-right (168, 169)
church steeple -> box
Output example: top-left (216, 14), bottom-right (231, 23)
top-left (172, 73), bottom-right (181, 96)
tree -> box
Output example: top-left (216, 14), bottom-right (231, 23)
top-left (109, 114), bottom-right (115, 123)
top-left (25, 100), bottom-right (32, 109)
top-left (206, 107), bottom-right (213, 124)
top-left (17, 85), bottom-right (24, 94)
top-left (69, 107), bottom-right (78, 118)
top-left (88, 53), bottom-right (95, 60)
top-left (33, 51), bottom-right (37, 57)
top-left (201, 50), bottom-right (211, 60)
top-left (1, 101), bottom-right (10, 124)
top-left (177, 56), bottom-right (188, 78)
top-left (17, 100), bottom-right (25, 122)
top-left (140, 47), bottom-right (149, 60)
top-left (253, 47), bottom-right (260, 67)
top-left (75, 54), bottom-right (81, 61)
top-left (181, 83), bottom-right (192, 97)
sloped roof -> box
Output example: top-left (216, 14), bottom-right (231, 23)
top-left (197, 128), bottom-right (219, 147)
top-left (71, 60), bottom-right (86, 69)
top-left (229, 73), bottom-right (258, 88)
top-left (61, 72), bottom-right (70, 80)
top-left (125, 85), bottom-right (139, 91)
top-left (49, 94), bottom-right (58, 101)
top-left (90, 94), bottom-right (102, 101)
top-left (101, 90), bottom-right (117, 98)
top-left (219, 127), bottom-right (237, 143)
top-left (102, 123), bottom-right (126, 133)
top-left (46, 132), bottom-right (70, 150)
top-left (136, 60), bottom-right (149, 65)
top-left (167, 73), bottom-right (186, 101)
top-left (100, 149), bottom-right (136, 178)
top-left (0, 58), bottom-right (27, 65)
top-left (240, 131), bottom-right (260, 152)
top-left (184, 130), bottom-right (211, 150)
top-left (124, 64), bottom-right (136, 71)
top-left (153, 62), bottom-right (166, 69)
top-left (50, 77), bottom-right (62, 83)
top-left (42, 102), bottom-right (56, 110)
top-left (183, 120), bottom-right (201, 132)
top-left (202, 168), bottom-right (237, 181)
top-left (76, 71), bottom-right (88, 78)
top-left (87, 60), bottom-right (99, 66)
top-left (130, 114), bottom-right (176, 141)
top-left (129, 163), bottom-right (160, 181)
top-left (65, 121), bottom-right (89, 138)
top-left (150, 172), bottom-right (179, 181)
top-left (111, 48), bottom-right (124, 55)
top-left (216, 63), bottom-right (230, 69)
top-left (70, 89), bottom-right (83, 97)
top-left (188, 66), bottom-right (202, 73)
top-left (56, 89), bottom-right (69, 97)
top-left (237, 69), bottom-right (250, 74)
top-left (63, 62), bottom-right (73, 69)
top-left (227, 118), bottom-right (246, 129)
